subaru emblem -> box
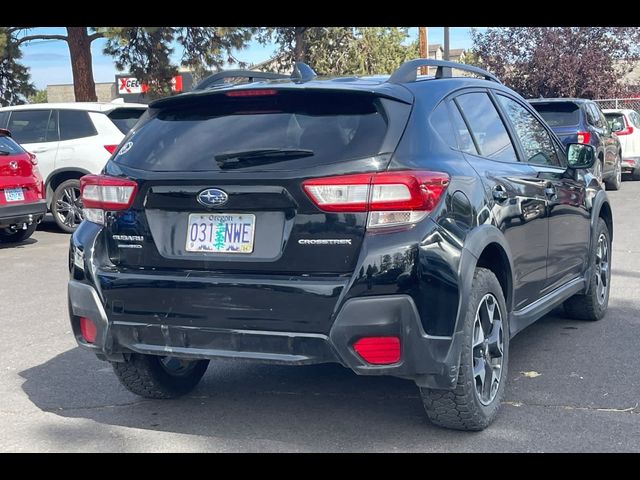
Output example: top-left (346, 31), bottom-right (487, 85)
top-left (197, 188), bottom-right (228, 207)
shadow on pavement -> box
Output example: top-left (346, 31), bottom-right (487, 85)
top-left (0, 237), bottom-right (37, 249)
top-left (18, 304), bottom-right (639, 450)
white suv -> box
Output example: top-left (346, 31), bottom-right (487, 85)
top-left (0, 102), bottom-right (147, 232)
top-left (603, 108), bottom-right (640, 181)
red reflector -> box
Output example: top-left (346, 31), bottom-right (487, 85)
top-left (353, 336), bottom-right (401, 365)
top-left (104, 144), bottom-right (118, 154)
top-left (225, 89), bottom-right (277, 97)
top-left (577, 131), bottom-right (591, 144)
top-left (79, 317), bottom-right (97, 343)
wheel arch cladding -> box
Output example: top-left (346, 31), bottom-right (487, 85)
top-left (46, 169), bottom-right (91, 205)
top-left (461, 225), bottom-right (514, 314)
top-left (598, 200), bottom-right (613, 242)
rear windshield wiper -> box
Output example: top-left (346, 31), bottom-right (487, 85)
top-left (0, 150), bottom-right (11, 156)
top-left (215, 148), bottom-right (314, 169)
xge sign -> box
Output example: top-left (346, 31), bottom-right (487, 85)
top-left (118, 77), bottom-right (147, 94)
top-left (118, 76), bottom-right (184, 95)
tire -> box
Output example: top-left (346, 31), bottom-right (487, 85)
top-left (605, 158), bottom-right (622, 191)
top-left (632, 168), bottom-right (640, 181)
top-left (420, 268), bottom-right (509, 431)
top-left (51, 179), bottom-right (83, 233)
top-left (593, 159), bottom-right (604, 187)
top-left (112, 354), bottom-right (209, 399)
top-left (563, 218), bottom-right (611, 321)
top-left (0, 223), bottom-right (37, 243)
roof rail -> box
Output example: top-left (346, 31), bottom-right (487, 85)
top-left (291, 62), bottom-right (317, 83)
top-left (387, 59), bottom-right (501, 84)
top-left (194, 70), bottom-right (289, 91)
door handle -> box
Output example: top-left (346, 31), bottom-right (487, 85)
top-left (31, 148), bottom-right (47, 153)
top-left (492, 185), bottom-right (509, 202)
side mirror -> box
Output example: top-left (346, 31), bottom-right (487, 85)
top-left (567, 143), bottom-right (596, 169)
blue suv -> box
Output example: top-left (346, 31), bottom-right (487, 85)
top-left (529, 98), bottom-right (623, 190)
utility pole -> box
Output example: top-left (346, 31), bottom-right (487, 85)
top-left (418, 27), bottom-right (429, 75)
top-left (444, 27), bottom-right (450, 61)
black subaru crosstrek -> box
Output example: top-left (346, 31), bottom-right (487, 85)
top-left (68, 60), bottom-right (612, 431)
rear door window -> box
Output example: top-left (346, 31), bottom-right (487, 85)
top-left (454, 92), bottom-right (517, 162)
top-left (58, 110), bottom-right (97, 141)
top-left (7, 110), bottom-right (55, 144)
top-left (114, 91), bottom-right (400, 172)
top-left (497, 94), bottom-right (562, 167)
top-left (531, 102), bottom-right (580, 127)
top-left (107, 108), bottom-right (146, 134)
top-left (430, 102), bottom-right (458, 149)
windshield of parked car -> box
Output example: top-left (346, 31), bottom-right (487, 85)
top-left (530, 102), bottom-right (581, 127)
top-left (113, 91), bottom-right (390, 172)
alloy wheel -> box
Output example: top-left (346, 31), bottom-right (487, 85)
top-left (55, 186), bottom-right (83, 229)
top-left (472, 293), bottom-right (504, 406)
top-left (594, 233), bottom-right (610, 305)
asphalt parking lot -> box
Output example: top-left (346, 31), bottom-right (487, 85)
top-left (1, 182), bottom-right (639, 452)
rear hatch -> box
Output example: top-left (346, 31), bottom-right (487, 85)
top-left (105, 88), bottom-right (412, 274)
top-left (0, 135), bottom-right (41, 206)
top-left (531, 101), bottom-right (581, 145)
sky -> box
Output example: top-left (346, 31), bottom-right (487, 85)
top-left (19, 27), bottom-right (478, 90)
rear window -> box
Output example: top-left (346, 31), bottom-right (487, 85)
top-left (530, 102), bottom-right (580, 127)
top-left (114, 91), bottom-right (392, 172)
top-left (107, 108), bottom-right (146, 134)
top-left (0, 135), bottom-right (24, 155)
top-left (604, 113), bottom-right (625, 131)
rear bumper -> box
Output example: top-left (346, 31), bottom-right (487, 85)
top-left (0, 200), bottom-right (46, 228)
top-left (68, 280), bottom-right (460, 389)
top-left (621, 157), bottom-right (640, 172)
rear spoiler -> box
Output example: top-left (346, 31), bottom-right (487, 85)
top-left (0, 128), bottom-right (11, 137)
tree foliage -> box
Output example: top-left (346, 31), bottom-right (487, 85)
top-left (100, 27), bottom-right (255, 98)
top-left (257, 27), bottom-right (417, 76)
top-left (469, 27), bottom-right (640, 99)
top-left (0, 28), bottom-right (36, 107)
top-left (27, 89), bottom-right (47, 104)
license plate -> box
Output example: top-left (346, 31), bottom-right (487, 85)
top-left (4, 188), bottom-right (24, 202)
top-left (186, 213), bottom-right (256, 253)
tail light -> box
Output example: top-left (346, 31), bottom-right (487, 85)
top-left (104, 145), bottom-right (118, 154)
top-left (353, 336), bottom-right (401, 365)
top-left (577, 131), bottom-right (591, 144)
top-left (80, 174), bottom-right (138, 225)
top-left (302, 171), bottom-right (449, 229)
top-left (225, 89), bottom-right (277, 97)
top-left (616, 118), bottom-right (634, 135)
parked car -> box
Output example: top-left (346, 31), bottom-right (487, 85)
top-left (0, 129), bottom-right (46, 242)
top-left (67, 60), bottom-right (612, 431)
top-left (0, 102), bottom-right (147, 232)
top-left (529, 98), bottom-right (622, 190)
top-left (603, 108), bottom-right (640, 180)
